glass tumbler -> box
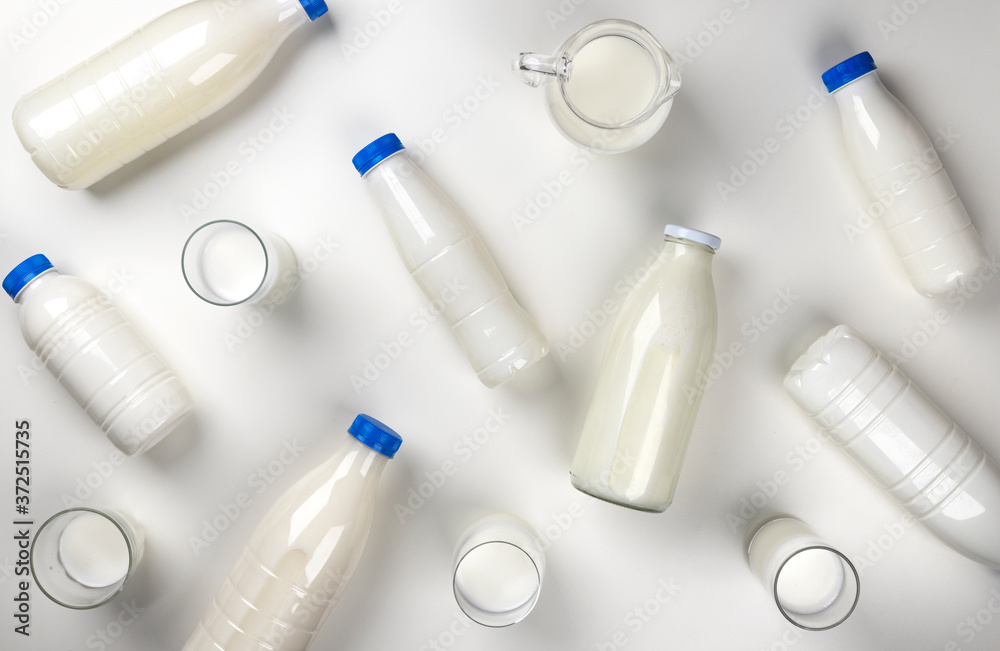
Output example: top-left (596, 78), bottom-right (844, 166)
top-left (746, 515), bottom-right (859, 630)
top-left (31, 507), bottom-right (145, 609)
top-left (452, 514), bottom-right (545, 627)
top-left (182, 220), bottom-right (298, 306)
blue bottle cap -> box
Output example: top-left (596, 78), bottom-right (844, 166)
top-left (665, 225), bottom-right (721, 251)
top-left (349, 414), bottom-right (403, 458)
top-left (3, 254), bottom-right (54, 300)
top-left (822, 52), bottom-right (877, 93)
top-left (352, 134), bottom-right (405, 176)
top-left (298, 0), bottom-right (328, 20)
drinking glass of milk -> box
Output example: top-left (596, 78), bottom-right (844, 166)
top-left (746, 515), bottom-right (859, 630)
top-left (182, 220), bottom-right (298, 306)
top-left (514, 19), bottom-right (682, 153)
top-left (31, 507), bottom-right (144, 609)
top-left (452, 514), bottom-right (545, 627)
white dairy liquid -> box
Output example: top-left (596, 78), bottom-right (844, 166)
top-left (59, 513), bottom-right (129, 588)
top-left (775, 549), bottom-right (845, 615)
top-left (14, 268), bottom-right (193, 455)
top-left (363, 150), bottom-right (549, 388)
top-left (830, 69), bottom-right (987, 296)
top-left (784, 325), bottom-right (1000, 570)
top-left (565, 35), bottom-right (657, 124)
top-left (198, 226), bottom-right (267, 303)
top-left (527, 20), bottom-right (680, 154)
top-left (225, 550), bottom-right (308, 651)
top-left (183, 436), bottom-right (393, 651)
top-left (571, 233), bottom-right (717, 512)
top-left (746, 517), bottom-right (858, 629)
top-left (455, 543), bottom-right (539, 614)
top-left (12, 0), bottom-right (316, 189)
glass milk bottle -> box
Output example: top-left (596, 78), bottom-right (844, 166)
top-left (823, 52), bottom-right (988, 297)
top-left (571, 225), bottom-right (720, 512)
top-left (784, 325), bottom-right (1000, 569)
top-left (353, 133), bottom-right (549, 388)
top-left (12, 0), bottom-right (329, 190)
top-left (3, 255), bottom-right (193, 455)
top-left (184, 415), bottom-right (402, 651)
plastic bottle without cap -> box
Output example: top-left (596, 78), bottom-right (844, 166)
top-left (12, 0), bottom-right (329, 190)
top-left (353, 133), bottom-right (550, 388)
top-left (784, 325), bottom-right (1000, 569)
top-left (570, 225), bottom-right (720, 512)
top-left (183, 414), bottom-right (402, 651)
top-left (3, 255), bottom-right (193, 455)
top-left (822, 52), bottom-right (988, 297)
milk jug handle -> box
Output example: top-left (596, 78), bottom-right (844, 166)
top-left (513, 52), bottom-right (569, 88)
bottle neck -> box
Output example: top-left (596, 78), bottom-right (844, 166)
top-left (362, 149), bottom-right (411, 180)
top-left (262, 0), bottom-right (314, 43)
top-left (12, 269), bottom-right (58, 305)
top-left (663, 235), bottom-right (716, 262)
top-left (832, 71), bottom-right (882, 109)
top-left (341, 437), bottom-right (391, 482)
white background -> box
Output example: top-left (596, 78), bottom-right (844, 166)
top-left (2, 0), bottom-right (1000, 649)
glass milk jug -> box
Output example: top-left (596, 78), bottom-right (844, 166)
top-left (514, 19), bottom-right (682, 153)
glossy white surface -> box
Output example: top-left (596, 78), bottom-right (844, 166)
top-left (14, 270), bottom-right (193, 455)
top-left (363, 150), bottom-right (549, 387)
top-left (785, 325), bottom-right (1000, 569)
top-left (2, 0), bottom-right (1000, 649)
top-left (12, 0), bottom-right (313, 189)
top-left (830, 68), bottom-right (988, 297)
top-left (571, 234), bottom-right (718, 512)
top-left (183, 435), bottom-right (389, 650)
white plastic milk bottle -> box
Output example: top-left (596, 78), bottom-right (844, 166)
top-left (12, 0), bottom-right (329, 190)
top-left (823, 52), bottom-right (988, 297)
top-left (785, 325), bottom-right (1000, 569)
top-left (183, 414), bottom-right (401, 651)
top-left (3, 255), bottom-right (193, 455)
top-left (571, 225), bottom-right (720, 512)
top-left (353, 133), bottom-right (549, 388)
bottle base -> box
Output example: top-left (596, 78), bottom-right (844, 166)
top-left (903, 225), bottom-right (989, 298)
top-left (105, 379), bottom-right (195, 456)
top-left (477, 333), bottom-right (550, 389)
top-left (569, 474), bottom-right (669, 513)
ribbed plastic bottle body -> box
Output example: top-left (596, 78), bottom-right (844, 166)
top-left (570, 238), bottom-right (718, 512)
top-left (832, 73), bottom-right (987, 297)
top-left (183, 438), bottom-right (385, 651)
top-left (363, 151), bottom-right (549, 388)
top-left (12, 0), bottom-right (310, 190)
top-left (16, 271), bottom-right (192, 455)
top-left (784, 325), bottom-right (1000, 569)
